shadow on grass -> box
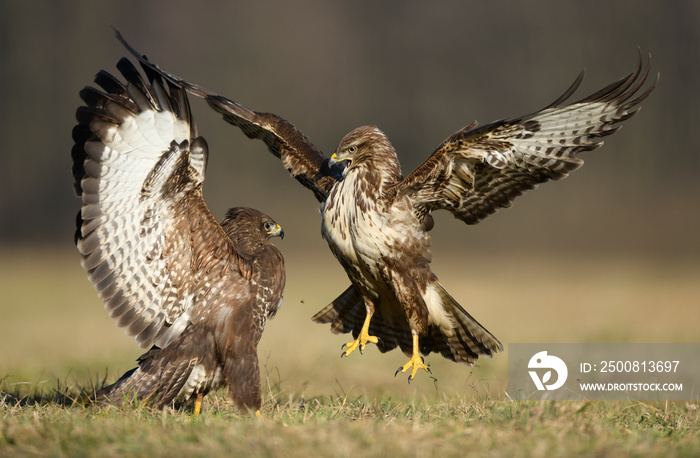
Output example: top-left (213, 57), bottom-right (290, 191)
top-left (0, 366), bottom-right (286, 415)
top-left (0, 374), bottom-right (108, 408)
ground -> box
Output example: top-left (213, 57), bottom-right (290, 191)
top-left (1, 248), bottom-right (698, 456)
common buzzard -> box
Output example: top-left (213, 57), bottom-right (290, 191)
top-left (118, 34), bottom-right (656, 381)
top-left (72, 57), bottom-right (286, 412)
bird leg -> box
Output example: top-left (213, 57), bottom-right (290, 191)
top-left (194, 392), bottom-right (204, 416)
top-left (395, 332), bottom-right (431, 383)
top-left (341, 309), bottom-right (378, 357)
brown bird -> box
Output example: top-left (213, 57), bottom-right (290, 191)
top-left (72, 56), bottom-right (286, 412)
top-left (117, 33), bottom-right (656, 381)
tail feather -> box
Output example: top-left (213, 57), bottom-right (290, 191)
top-left (312, 285), bottom-right (411, 354)
top-left (311, 285), bottom-right (364, 334)
top-left (313, 283), bottom-right (502, 366)
top-left (95, 351), bottom-right (196, 409)
top-left (423, 283), bottom-right (503, 365)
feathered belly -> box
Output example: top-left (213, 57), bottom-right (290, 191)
top-left (321, 180), bottom-right (427, 287)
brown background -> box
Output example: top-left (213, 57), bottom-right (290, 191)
top-left (0, 1), bottom-right (697, 397)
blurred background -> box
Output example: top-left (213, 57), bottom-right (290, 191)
top-left (0, 1), bottom-right (697, 400)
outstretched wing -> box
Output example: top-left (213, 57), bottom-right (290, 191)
top-left (114, 30), bottom-right (336, 203)
top-left (73, 57), bottom-right (242, 350)
top-left (388, 53), bottom-right (658, 225)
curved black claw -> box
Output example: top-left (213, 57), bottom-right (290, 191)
top-left (407, 374), bottom-right (414, 384)
top-left (394, 366), bottom-right (402, 378)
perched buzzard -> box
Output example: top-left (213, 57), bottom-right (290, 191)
top-left (72, 57), bottom-right (286, 412)
top-left (118, 34), bottom-right (656, 381)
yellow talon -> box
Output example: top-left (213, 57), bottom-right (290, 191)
top-left (395, 333), bottom-right (431, 383)
top-left (342, 310), bottom-right (378, 357)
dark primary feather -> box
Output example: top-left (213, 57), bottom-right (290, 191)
top-left (114, 30), bottom-right (335, 203)
top-left (389, 52), bottom-right (658, 224)
top-left (73, 57), bottom-right (217, 350)
top-left (74, 54), bottom-right (285, 411)
top-left (110, 31), bottom-right (654, 375)
top-left (116, 31), bottom-right (656, 229)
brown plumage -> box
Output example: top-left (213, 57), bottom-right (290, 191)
top-left (116, 32), bottom-right (657, 381)
top-left (72, 57), bottom-right (285, 411)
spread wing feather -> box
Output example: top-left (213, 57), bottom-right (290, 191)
top-left (115, 31), bottom-right (656, 229)
top-left (114, 30), bottom-right (335, 203)
top-left (73, 57), bottom-right (241, 350)
top-left (389, 52), bottom-right (658, 224)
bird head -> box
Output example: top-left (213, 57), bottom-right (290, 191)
top-left (263, 219), bottom-right (284, 240)
top-left (329, 126), bottom-right (402, 184)
top-left (222, 207), bottom-right (284, 246)
top-left (329, 145), bottom-right (356, 177)
top-left (329, 126), bottom-right (398, 174)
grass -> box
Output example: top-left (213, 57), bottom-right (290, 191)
top-left (1, 246), bottom-right (699, 456)
top-left (2, 382), bottom-right (699, 457)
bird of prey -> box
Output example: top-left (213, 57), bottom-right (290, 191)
top-left (117, 33), bottom-right (656, 381)
top-left (72, 56), bottom-right (286, 412)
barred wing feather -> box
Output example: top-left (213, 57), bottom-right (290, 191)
top-left (394, 53), bottom-right (658, 225)
top-left (113, 30), bottom-right (335, 203)
top-left (73, 58), bottom-right (227, 350)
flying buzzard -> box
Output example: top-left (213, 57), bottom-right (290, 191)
top-left (72, 57), bottom-right (286, 412)
top-left (117, 34), bottom-right (656, 381)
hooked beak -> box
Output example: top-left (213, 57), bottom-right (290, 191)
top-left (327, 153), bottom-right (351, 178)
top-left (330, 152), bottom-right (353, 165)
top-left (268, 223), bottom-right (284, 240)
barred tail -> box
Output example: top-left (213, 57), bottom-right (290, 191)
top-left (312, 285), bottom-right (414, 355)
top-left (420, 282), bottom-right (503, 365)
top-left (311, 285), bottom-right (364, 333)
top-left (94, 351), bottom-right (196, 409)
top-left (313, 282), bottom-right (503, 365)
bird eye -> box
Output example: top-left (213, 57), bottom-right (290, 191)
top-left (347, 146), bottom-right (357, 154)
top-left (264, 222), bottom-right (274, 231)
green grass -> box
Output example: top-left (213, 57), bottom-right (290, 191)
top-left (1, 247), bottom-right (699, 456)
top-left (2, 380), bottom-right (699, 457)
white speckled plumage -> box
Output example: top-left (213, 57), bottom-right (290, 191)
top-left (72, 57), bottom-right (285, 411)
top-left (113, 34), bottom-right (656, 377)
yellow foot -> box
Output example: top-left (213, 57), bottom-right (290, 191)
top-left (341, 331), bottom-right (379, 357)
top-left (194, 393), bottom-right (203, 416)
top-left (395, 353), bottom-right (431, 383)
top-left (394, 333), bottom-right (431, 383)
top-left (341, 308), bottom-right (378, 357)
